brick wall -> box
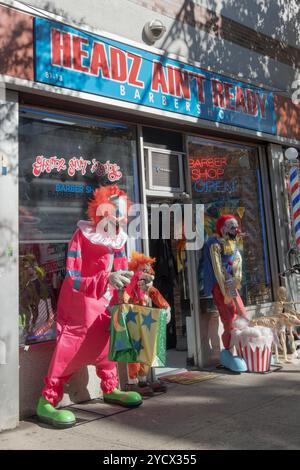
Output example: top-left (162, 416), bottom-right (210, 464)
top-left (1, 3), bottom-right (300, 141)
top-left (0, 4), bottom-right (34, 81)
top-left (275, 95), bottom-right (300, 141)
top-left (129, 0), bottom-right (300, 68)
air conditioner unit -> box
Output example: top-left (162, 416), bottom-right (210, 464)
top-left (144, 147), bottom-right (185, 196)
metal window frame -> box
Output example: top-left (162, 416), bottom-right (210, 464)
top-left (258, 145), bottom-right (280, 299)
top-left (138, 130), bottom-right (201, 369)
top-left (183, 135), bottom-right (277, 367)
top-left (137, 125), bottom-right (149, 256)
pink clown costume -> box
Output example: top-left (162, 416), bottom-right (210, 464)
top-left (42, 221), bottom-right (128, 406)
top-left (36, 186), bottom-right (143, 428)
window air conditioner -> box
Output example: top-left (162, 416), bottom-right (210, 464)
top-left (144, 147), bottom-right (185, 195)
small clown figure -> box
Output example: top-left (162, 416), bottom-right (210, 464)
top-left (124, 252), bottom-right (171, 396)
top-left (203, 214), bottom-right (249, 372)
top-left (36, 185), bottom-right (143, 428)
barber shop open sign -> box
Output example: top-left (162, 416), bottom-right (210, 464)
top-left (35, 17), bottom-right (277, 135)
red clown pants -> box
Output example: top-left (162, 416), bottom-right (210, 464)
top-left (41, 301), bottom-right (119, 408)
top-left (212, 283), bottom-right (247, 349)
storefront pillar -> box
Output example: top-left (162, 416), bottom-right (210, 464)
top-left (0, 89), bottom-right (19, 431)
top-left (268, 143), bottom-right (300, 306)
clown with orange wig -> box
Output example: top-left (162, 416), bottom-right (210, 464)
top-left (36, 186), bottom-right (148, 428)
top-left (122, 252), bottom-right (171, 396)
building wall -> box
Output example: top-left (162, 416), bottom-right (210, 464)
top-left (192, 0), bottom-right (300, 49)
top-left (0, 4), bottom-right (33, 80)
top-left (268, 144), bottom-right (300, 307)
top-left (275, 95), bottom-right (300, 142)
top-left (1, 1), bottom-right (300, 425)
top-left (19, 343), bottom-right (101, 418)
top-left (4, 0), bottom-right (298, 93)
top-left (1, 0), bottom-right (299, 139)
top-left (0, 90), bottom-right (19, 431)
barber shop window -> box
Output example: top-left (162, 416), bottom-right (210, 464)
top-left (188, 136), bottom-right (272, 307)
top-left (19, 108), bottom-right (139, 345)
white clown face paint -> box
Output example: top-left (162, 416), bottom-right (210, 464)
top-left (221, 218), bottom-right (240, 239)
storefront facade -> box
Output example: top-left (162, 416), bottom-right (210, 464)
top-left (1, 1), bottom-right (300, 431)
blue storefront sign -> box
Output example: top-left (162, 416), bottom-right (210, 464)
top-left (35, 17), bottom-right (277, 134)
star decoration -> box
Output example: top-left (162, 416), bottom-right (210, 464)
top-left (126, 309), bottom-right (138, 324)
top-left (218, 109), bottom-right (224, 120)
top-left (115, 338), bottom-right (127, 351)
top-left (142, 312), bottom-right (157, 331)
top-left (132, 338), bottom-right (143, 354)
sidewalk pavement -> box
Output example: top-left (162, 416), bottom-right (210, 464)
top-left (1, 363), bottom-right (300, 450)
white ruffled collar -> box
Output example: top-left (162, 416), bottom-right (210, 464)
top-left (77, 220), bottom-right (127, 249)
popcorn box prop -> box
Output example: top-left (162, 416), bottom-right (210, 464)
top-left (238, 343), bottom-right (272, 372)
top-left (231, 326), bottom-right (274, 373)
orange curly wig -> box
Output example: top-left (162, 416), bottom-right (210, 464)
top-left (87, 185), bottom-right (131, 227)
top-left (128, 251), bottom-right (156, 274)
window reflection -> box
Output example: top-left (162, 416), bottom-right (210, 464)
top-left (188, 137), bottom-right (272, 307)
top-left (19, 109), bottom-right (138, 344)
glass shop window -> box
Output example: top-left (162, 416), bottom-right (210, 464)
top-left (188, 137), bottom-right (272, 308)
top-left (19, 108), bottom-right (139, 345)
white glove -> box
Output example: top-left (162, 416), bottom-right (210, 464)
top-left (166, 307), bottom-right (171, 324)
top-left (108, 270), bottom-right (133, 290)
top-left (225, 277), bottom-right (237, 297)
top-left (137, 273), bottom-right (154, 292)
top-left (161, 307), bottom-right (171, 324)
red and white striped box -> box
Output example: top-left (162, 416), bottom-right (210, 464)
top-left (238, 342), bottom-right (271, 373)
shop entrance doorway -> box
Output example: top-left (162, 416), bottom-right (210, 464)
top-left (147, 196), bottom-right (193, 374)
top-left (141, 128), bottom-right (199, 374)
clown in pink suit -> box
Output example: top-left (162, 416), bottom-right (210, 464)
top-left (36, 186), bottom-right (149, 428)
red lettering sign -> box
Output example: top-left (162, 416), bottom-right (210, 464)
top-left (152, 62), bottom-right (168, 94)
top-left (189, 72), bottom-right (205, 103)
top-left (246, 89), bottom-right (258, 116)
top-left (48, 27), bottom-right (270, 126)
top-left (51, 29), bottom-right (71, 68)
top-left (32, 156), bottom-right (67, 176)
top-left (90, 42), bottom-right (110, 78)
top-left (212, 80), bottom-right (225, 108)
top-left (110, 47), bottom-right (127, 81)
top-left (127, 53), bottom-right (144, 87)
top-left (189, 157), bottom-right (228, 181)
top-left (256, 93), bottom-right (267, 118)
top-left (73, 36), bottom-right (89, 73)
top-left (224, 83), bottom-right (235, 111)
top-left (173, 68), bottom-right (191, 100)
top-left (235, 86), bottom-right (247, 113)
top-left (32, 155), bottom-right (122, 181)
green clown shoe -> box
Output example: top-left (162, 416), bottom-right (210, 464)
top-left (36, 397), bottom-right (76, 428)
top-left (103, 388), bottom-right (142, 408)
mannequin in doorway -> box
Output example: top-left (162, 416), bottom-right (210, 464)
top-left (203, 214), bottom-right (249, 372)
top-left (149, 236), bottom-right (178, 349)
top-left (124, 252), bottom-right (171, 396)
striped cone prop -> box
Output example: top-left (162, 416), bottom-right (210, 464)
top-left (289, 166), bottom-right (300, 248)
top-left (231, 324), bottom-right (274, 373)
top-left (238, 341), bottom-right (271, 373)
